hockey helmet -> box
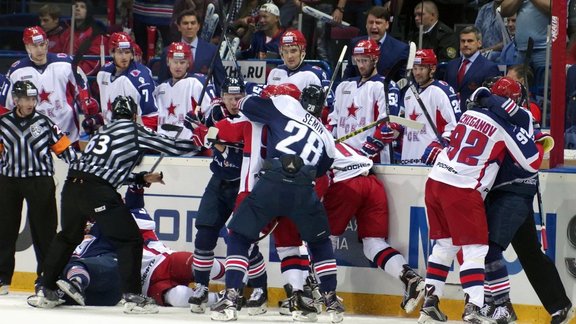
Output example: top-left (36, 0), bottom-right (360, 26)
top-left (490, 76), bottom-right (522, 104)
top-left (222, 77), bottom-right (246, 94)
top-left (167, 42), bottom-right (192, 61)
top-left (23, 26), bottom-right (47, 45)
top-left (12, 80), bottom-right (38, 98)
top-left (132, 42), bottom-right (143, 58)
top-left (272, 83), bottom-right (301, 100)
top-left (109, 32), bottom-right (133, 52)
top-left (352, 39), bottom-right (380, 59)
top-left (111, 95), bottom-right (137, 120)
top-left (280, 30), bottom-right (307, 50)
top-left (414, 49), bottom-right (437, 66)
top-left (300, 84), bottom-right (325, 117)
top-left (482, 76), bottom-right (502, 89)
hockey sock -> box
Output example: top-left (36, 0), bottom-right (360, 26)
top-left (66, 265), bottom-right (90, 289)
top-left (362, 237), bottom-right (406, 278)
top-left (308, 238), bottom-right (337, 292)
top-left (461, 244), bottom-right (489, 307)
top-left (484, 242), bottom-right (510, 305)
top-left (193, 226), bottom-right (220, 286)
top-left (277, 246), bottom-right (307, 291)
top-left (426, 238), bottom-right (461, 297)
top-left (225, 232), bottom-right (251, 289)
top-left (247, 245), bottom-right (267, 288)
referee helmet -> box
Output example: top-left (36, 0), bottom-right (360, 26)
top-left (111, 95), bottom-right (137, 120)
top-left (12, 81), bottom-right (38, 99)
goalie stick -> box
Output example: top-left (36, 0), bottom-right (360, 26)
top-left (200, 3), bottom-right (220, 42)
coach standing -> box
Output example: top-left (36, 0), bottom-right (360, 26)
top-left (0, 81), bottom-right (77, 295)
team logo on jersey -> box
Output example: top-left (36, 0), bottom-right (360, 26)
top-left (39, 88), bottom-right (51, 104)
top-left (29, 121), bottom-right (44, 138)
top-left (139, 77), bottom-right (145, 84)
top-left (347, 104), bottom-right (359, 119)
top-left (167, 102), bottom-right (177, 116)
top-left (130, 69), bottom-right (141, 77)
top-left (409, 110), bottom-right (421, 121)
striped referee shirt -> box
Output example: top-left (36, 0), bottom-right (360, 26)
top-left (72, 119), bottom-right (200, 188)
top-left (0, 110), bottom-right (76, 177)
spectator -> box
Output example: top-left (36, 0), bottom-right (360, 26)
top-left (343, 6), bottom-right (409, 81)
top-left (60, 0), bottom-right (109, 76)
top-left (444, 26), bottom-right (500, 113)
top-left (500, 0), bottom-right (550, 90)
top-left (411, 1), bottom-right (459, 63)
top-left (238, 3), bottom-right (286, 60)
top-left (133, 0), bottom-right (175, 62)
top-left (158, 9), bottom-right (225, 95)
top-left (499, 13), bottom-right (519, 64)
top-left (475, 0), bottom-right (509, 60)
top-left (38, 4), bottom-right (67, 54)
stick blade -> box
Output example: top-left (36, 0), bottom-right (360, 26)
top-left (406, 42), bottom-right (417, 73)
top-left (160, 124), bottom-right (184, 132)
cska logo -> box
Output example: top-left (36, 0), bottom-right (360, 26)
top-left (130, 69), bottom-right (141, 77)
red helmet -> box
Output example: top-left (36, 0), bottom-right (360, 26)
top-left (132, 42), bottom-right (142, 57)
top-left (272, 83), bottom-right (301, 100)
top-left (490, 76), bottom-right (522, 103)
top-left (352, 39), bottom-right (380, 59)
top-left (167, 42), bottom-right (192, 60)
top-left (280, 30), bottom-right (307, 50)
top-left (414, 49), bottom-right (438, 66)
top-left (109, 32), bottom-right (133, 52)
top-left (23, 26), bottom-right (47, 45)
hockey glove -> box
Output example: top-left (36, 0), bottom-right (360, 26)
top-left (82, 113), bottom-right (104, 136)
top-left (534, 131), bottom-right (554, 153)
top-left (183, 111), bottom-right (204, 131)
top-left (80, 97), bottom-right (100, 115)
top-left (421, 140), bottom-right (444, 165)
top-left (209, 101), bottom-right (229, 124)
top-left (376, 122), bottom-right (402, 144)
top-left (360, 136), bottom-right (385, 157)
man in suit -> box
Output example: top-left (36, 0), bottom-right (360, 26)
top-left (343, 6), bottom-right (408, 81)
top-left (410, 1), bottom-right (459, 63)
top-left (158, 9), bottom-right (225, 95)
top-left (444, 26), bottom-right (500, 113)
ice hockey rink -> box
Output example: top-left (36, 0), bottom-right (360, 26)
top-left (0, 292), bottom-right (468, 324)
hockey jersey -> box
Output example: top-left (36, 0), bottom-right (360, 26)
top-left (428, 107), bottom-right (542, 198)
top-left (96, 60), bottom-right (158, 129)
top-left (400, 79), bottom-right (461, 165)
top-left (3, 53), bottom-right (90, 142)
top-left (331, 143), bottom-right (373, 183)
top-left (267, 63), bottom-right (333, 107)
top-left (329, 75), bottom-right (399, 163)
top-left (154, 73), bottom-right (214, 139)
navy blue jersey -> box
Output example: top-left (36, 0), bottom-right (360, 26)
top-left (239, 95), bottom-right (335, 176)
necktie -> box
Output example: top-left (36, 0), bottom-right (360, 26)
top-left (457, 58), bottom-right (470, 86)
top-left (190, 45), bottom-right (195, 69)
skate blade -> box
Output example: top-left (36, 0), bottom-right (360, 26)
top-left (246, 304), bottom-right (267, 316)
top-left (418, 313), bottom-right (448, 323)
top-left (56, 280), bottom-right (85, 306)
top-left (403, 288), bottom-right (425, 313)
top-left (190, 303), bottom-right (206, 314)
top-left (292, 310), bottom-right (318, 322)
top-left (26, 295), bottom-right (65, 308)
top-left (123, 302), bottom-right (159, 314)
top-left (328, 310), bottom-right (344, 323)
top-left (210, 308), bottom-right (237, 321)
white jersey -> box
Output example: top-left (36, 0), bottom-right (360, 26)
top-left (331, 143), bottom-right (373, 183)
top-left (428, 108), bottom-right (541, 198)
top-left (4, 53), bottom-right (88, 142)
top-left (97, 60), bottom-right (159, 128)
top-left (131, 207), bottom-right (174, 295)
top-left (154, 73), bottom-right (213, 139)
top-left (267, 64), bottom-right (333, 107)
top-left (400, 80), bottom-right (461, 165)
top-left (329, 75), bottom-right (399, 163)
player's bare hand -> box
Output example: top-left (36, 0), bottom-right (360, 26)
top-left (144, 172), bottom-right (165, 185)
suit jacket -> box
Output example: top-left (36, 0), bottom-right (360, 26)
top-left (343, 34), bottom-right (409, 81)
top-left (410, 21), bottom-right (459, 62)
top-left (444, 53), bottom-right (501, 113)
top-left (158, 38), bottom-right (226, 95)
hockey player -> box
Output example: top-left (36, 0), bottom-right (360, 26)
top-left (154, 42), bottom-right (213, 140)
top-left (328, 39), bottom-right (400, 164)
top-left (210, 86), bottom-right (344, 323)
top-left (184, 78), bottom-right (270, 316)
top-left (401, 49), bottom-right (460, 166)
top-left (96, 32), bottom-right (159, 130)
top-left (1, 26), bottom-right (100, 146)
top-left (267, 30), bottom-right (331, 96)
top-left (0, 81), bottom-right (77, 296)
top-left (33, 95), bottom-right (200, 313)
top-left (418, 87), bottom-right (543, 324)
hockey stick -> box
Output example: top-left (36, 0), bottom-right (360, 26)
top-left (405, 42), bottom-right (446, 146)
top-left (69, 0), bottom-right (75, 55)
top-left (150, 124), bottom-right (184, 172)
top-left (335, 115), bottom-right (424, 143)
top-left (324, 45), bottom-right (347, 101)
top-left (521, 37), bottom-right (548, 250)
top-left (302, 6), bottom-right (350, 27)
top-left (256, 219), bottom-right (279, 241)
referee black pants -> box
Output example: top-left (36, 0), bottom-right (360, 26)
top-left (0, 175), bottom-right (57, 284)
top-left (41, 172), bottom-right (143, 294)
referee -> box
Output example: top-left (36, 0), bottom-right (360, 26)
top-left (36, 95), bottom-right (200, 314)
top-left (0, 80), bottom-right (77, 295)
